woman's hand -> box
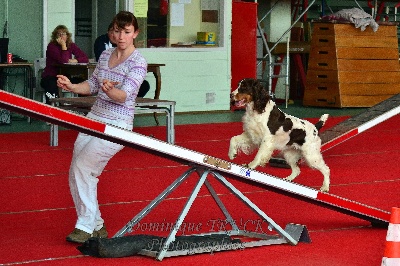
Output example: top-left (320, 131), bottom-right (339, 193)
top-left (57, 75), bottom-right (73, 92)
top-left (68, 59), bottom-right (78, 63)
top-left (101, 79), bottom-right (120, 94)
top-left (57, 75), bottom-right (90, 95)
top-left (101, 79), bottom-right (126, 103)
top-left (56, 37), bottom-right (67, 50)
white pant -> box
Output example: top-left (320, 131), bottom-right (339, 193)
top-left (69, 112), bottom-right (132, 233)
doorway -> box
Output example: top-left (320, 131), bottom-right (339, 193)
top-left (74, 0), bottom-right (118, 58)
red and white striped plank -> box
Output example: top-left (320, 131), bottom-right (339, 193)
top-left (0, 90), bottom-right (391, 224)
top-left (321, 104), bottom-right (400, 152)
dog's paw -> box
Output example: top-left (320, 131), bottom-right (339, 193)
top-left (320, 185), bottom-right (329, 193)
top-left (283, 175), bottom-right (296, 182)
top-left (228, 149), bottom-right (237, 160)
top-left (247, 162), bottom-right (258, 169)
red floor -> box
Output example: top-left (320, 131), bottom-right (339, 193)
top-left (0, 115), bottom-right (399, 265)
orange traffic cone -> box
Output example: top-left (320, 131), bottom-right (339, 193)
top-left (382, 207), bottom-right (400, 266)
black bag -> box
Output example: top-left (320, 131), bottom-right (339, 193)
top-left (77, 234), bottom-right (241, 258)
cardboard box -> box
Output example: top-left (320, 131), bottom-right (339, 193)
top-left (196, 32), bottom-right (216, 45)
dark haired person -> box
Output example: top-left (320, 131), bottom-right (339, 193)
top-left (93, 22), bottom-right (115, 62)
top-left (41, 25), bottom-right (88, 104)
top-left (57, 11), bottom-right (147, 243)
top-left (94, 22), bottom-right (150, 97)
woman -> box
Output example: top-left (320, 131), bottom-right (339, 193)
top-left (57, 11), bottom-right (147, 244)
top-left (94, 22), bottom-right (150, 97)
top-left (41, 25), bottom-right (88, 103)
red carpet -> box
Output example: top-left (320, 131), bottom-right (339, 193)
top-left (0, 115), bottom-right (399, 265)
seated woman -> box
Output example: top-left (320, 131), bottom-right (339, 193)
top-left (41, 25), bottom-right (89, 104)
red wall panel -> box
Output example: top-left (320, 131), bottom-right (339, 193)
top-left (231, 1), bottom-right (258, 92)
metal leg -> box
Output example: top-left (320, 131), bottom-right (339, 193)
top-left (204, 179), bottom-right (240, 232)
top-left (169, 104), bottom-right (175, 144)
top-left (164, 104), bottom-right (175, 144)
top-left (210, 171), bottom-right (297, 245)
top-left (156, 169), bottom-right (209, 260)
top-left (113, 167), bottom-right (197, 238)
top-left (50, 124), bottom-right (58, 146)
top-left (50, 101), bottom-right (58, 146)
top-left (165, 108), bottom-right (171, 144)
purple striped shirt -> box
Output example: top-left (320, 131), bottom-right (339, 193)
top-left (87, 48), bottom-right (147, 125)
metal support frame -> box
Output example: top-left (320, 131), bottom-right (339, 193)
top-left (113, 165), bottom-right (310, 261)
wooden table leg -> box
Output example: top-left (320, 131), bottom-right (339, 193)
top-left (152, 67), bottom-right (162, 125)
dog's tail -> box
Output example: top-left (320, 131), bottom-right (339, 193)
top-left (315, 114), bottom-right (329, 131)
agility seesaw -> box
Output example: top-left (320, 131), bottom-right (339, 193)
top-left (320, 93), bottom-right (400, 152)
top-left (0, 90), bottom-right (390, 224)
top-left (0, 91), bottom-right (391, 259)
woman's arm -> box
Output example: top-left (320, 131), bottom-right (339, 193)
top-left (70, 43), bottom-right (89, 63)
top-left (57, 75), bottom-right (91, 95)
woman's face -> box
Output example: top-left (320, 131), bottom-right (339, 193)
top-left (112, 24), bottom-right (138, 50)
top-left (57, 31), bottom-right (68, 42)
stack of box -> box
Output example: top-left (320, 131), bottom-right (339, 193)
top-left (303, 21), bottom-right (400, 107)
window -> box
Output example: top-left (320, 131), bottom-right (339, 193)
top-left (135, 0), bottom-right (223, 48)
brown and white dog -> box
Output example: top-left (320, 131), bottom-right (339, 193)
top-left (229, 78), bottom-right (330, 192)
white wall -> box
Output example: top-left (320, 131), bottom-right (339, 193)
top-left (139, 47), bottom-right (231, 112)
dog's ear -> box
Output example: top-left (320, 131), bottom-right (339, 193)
top-left (252, 80), bottom-right (269, 113)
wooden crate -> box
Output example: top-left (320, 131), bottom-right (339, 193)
top-left (304, 21), bottom-right (400, 107)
